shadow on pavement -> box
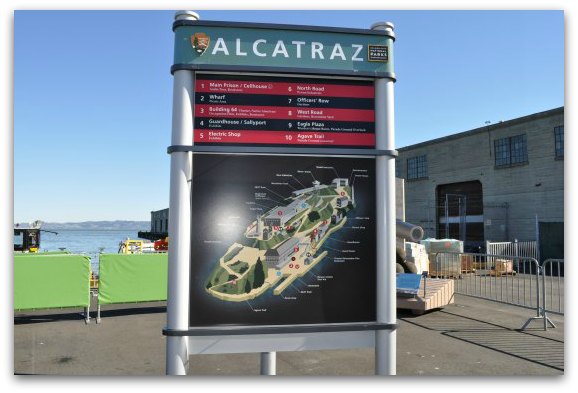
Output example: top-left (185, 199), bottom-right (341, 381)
top-left (400, 309), bottom-right (564, 371)
top-left (14, 306), bottom-right (166, 325)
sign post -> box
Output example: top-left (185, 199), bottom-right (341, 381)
top-left (372, 21), bottom-right (397, 376)
top-left (166, 10), bottom-right (198, 376)
top-left (166, 11), bottom-right (397, 376)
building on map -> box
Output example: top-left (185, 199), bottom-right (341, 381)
top-left (263, 199), bottom-right (304, 227)
top-left (332, 178), bottom-right (349, 187)
top-left (262, 227), bottom-right (271, 241)
top-left (264, 237), bottom-right (300, 269)
top-left (351, 185), bottom-right (355, 204)
top-left (256, 215), bottom-right (262, 236)
top-left (291, 184), bottom-right (328, 197)
top-left (336, 196), bottom-right (349, 208)
top-left (331, 212), bottom-right (343, 224)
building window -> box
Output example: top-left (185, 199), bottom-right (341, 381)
top-left (407, 155), bottom-right (428, 180)
top-left (554, 126), bottom-right (564, 158)
top-left (494, 134), bottom-right (528, 167)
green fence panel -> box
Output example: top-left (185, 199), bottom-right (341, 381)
top-left (14, 254), bottom-right (91, 311)
top-left (98, 254), bottom-right (168, 305)
top-left (15, 251), bottom-right (71, 256)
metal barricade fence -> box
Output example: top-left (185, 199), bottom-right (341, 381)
top-left (485, 240), bottom-right (538, 261)
top-left (542, 259), bottom-right (564, 316)
top-left (432, 252), bottom-right (552, 330)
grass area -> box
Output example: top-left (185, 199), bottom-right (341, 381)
top-left (213, 281), bottom-right (239, 294)
top-left (229, 260), bottom-right (249, 275)
top-left (257, 231), bottom-right (289, 250)
top-left (206, 267), bottom-right (236, 289)
top-left (317, 187), bottom-right (339, 196)
top-left (319, 203), bottom-right (334, 222)
top-left (299, 201), bottom-right (336, 232)
top-left (223, 245), bottom-right (243, 263)
top-left (305, 193), bottom-right (321, 208)
top-left (238, 236), bottom-right (258, 248)
top-left (343, 185), bottom-right (352, 197)
top-left (287, 208), bottom-right (309, 227)
top-left (212, 264), bottom-right (256, 295)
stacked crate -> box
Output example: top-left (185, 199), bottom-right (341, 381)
top-left (404, 242), bottom-right (429, 274)
top-left (421, 239), bottom-right (464, 278)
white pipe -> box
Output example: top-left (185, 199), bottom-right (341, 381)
top-left (372, 21), bottom-right (396, 376)
top-left (260, 352), bottom-right (277, 375)
top-left (166, 10), bottom-right (198, 376)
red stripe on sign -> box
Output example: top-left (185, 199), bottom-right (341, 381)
top-left (195, 105), bottom-right (374, 122)
top-left (194, 130), bottom-right (375, 147)
top-left (195, 80), bottom-right (374, 98)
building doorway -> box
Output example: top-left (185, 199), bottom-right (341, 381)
top-left (436, 180), bottom-right (484, 251)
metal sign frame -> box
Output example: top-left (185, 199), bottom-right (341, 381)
top-left (165, 11), bottom-right (397, 376)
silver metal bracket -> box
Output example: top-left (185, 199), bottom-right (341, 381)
top-left (163, 322), bottom-right (397, 337)
top-left (167, 145), bottom-right (398, 157)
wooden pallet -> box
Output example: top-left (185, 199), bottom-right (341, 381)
top-left (489, 259), bottom-right (516, 276)
top-left (429, 272), bottom-right (462, 279)
top-left (489, 270), bottom-right (517, 277)
top-left (397, 278), bottom-right (455, 315)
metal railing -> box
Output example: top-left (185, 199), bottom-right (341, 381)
top-left (486, 240), bottom-right (538, 261)
top-left (432, 252), bottom-right (559, 331)
top-left (541, 259), bottom-right (564, 316)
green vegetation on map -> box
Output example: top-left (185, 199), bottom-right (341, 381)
top-left (209, 263), bottom-right (253, 294)
top-left (305, 194), bottom-right (321, 207)
top-left (205, 179), bottom-right (356, 301)
top-left (317, 187), bottom-right (339, 196)
top-left (229, 260), bottom-right (249, 275)
top-left (253, 258), bottom-right (266, 288)
top-left (319, 203), bottom-right (334, 221)
top-left (206, 267), bottom-right (232, 289)
top-left (257, 231), bottom-right (290, 250)
top-left (223, 246), bottom-right (243, 262)
top-left (287, 209), bottom-right (309, 227)
top-left (300, 203), bottom-right (333, 232)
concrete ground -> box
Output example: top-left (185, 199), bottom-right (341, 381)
top-left (13, 294), bottom-right (564, 376)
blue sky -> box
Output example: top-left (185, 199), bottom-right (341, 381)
top-left (13, 10), bottom-right (564, 222)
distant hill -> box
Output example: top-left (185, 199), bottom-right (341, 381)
top-left (18, 221), bottom-right (150, 230)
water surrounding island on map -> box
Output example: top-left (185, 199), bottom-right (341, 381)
top-left (205, 177), bottom-right (354, 301)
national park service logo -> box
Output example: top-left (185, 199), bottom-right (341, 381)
top-left (191, 32), bottom-right (210, 55)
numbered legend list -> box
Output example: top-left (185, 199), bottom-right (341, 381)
top-left (194, 74), bottom-right (375, 148)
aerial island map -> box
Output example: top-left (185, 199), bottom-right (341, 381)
top-left (205, 175), bottom-right (354, 301)
top-left (190, 154), bottom-right (376, 326)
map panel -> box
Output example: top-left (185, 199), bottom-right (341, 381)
top-left (189, 154), bottom-right (376, 326)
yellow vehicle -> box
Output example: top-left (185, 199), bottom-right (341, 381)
top-left (118, 239), bottom-right (160, 254)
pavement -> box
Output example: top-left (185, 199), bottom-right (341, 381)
top-left (13, 294), bottom-right (564, 376)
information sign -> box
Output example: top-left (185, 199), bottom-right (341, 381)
top-left (167, 13), bottom-right (396, 375)
top-left (194, 74), bottom-right (375, 148)
top-left (190, 154), bottom-right (376, 326)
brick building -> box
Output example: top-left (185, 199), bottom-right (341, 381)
top-left (396, 107), bottom-right (564, 254)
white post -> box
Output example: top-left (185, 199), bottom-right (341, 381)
top-left (260, 352), bottom-right (277, 375)
top-left (372, 21), bottom-right (396, 376)
top-left (166, 10), bottom-right (199, 376)
top-left (535, 214), bottom-right (541, 262)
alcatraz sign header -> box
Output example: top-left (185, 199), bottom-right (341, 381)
top-left (173, 21), bottom-right (395, 77)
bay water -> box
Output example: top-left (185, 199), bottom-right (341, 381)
top-left (38, 229), bottom-right (142, 273)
